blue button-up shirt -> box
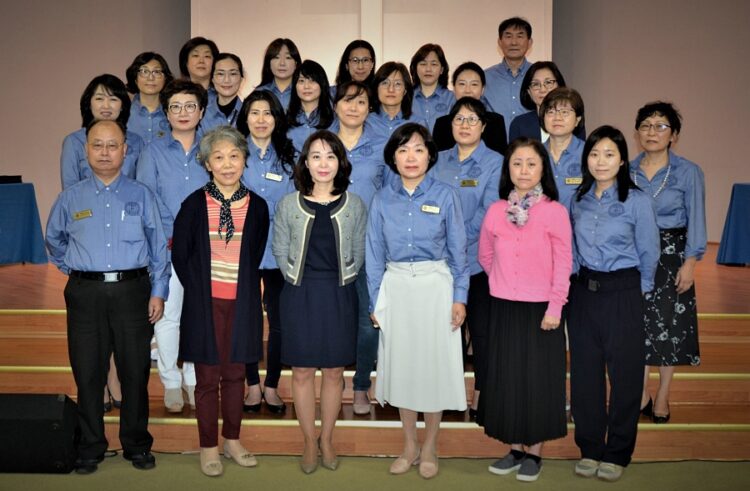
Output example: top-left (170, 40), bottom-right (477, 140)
top-left (45, 174), bottom-right (170, 298)
top-left (570, 185), bottom-right (660, 292)
top-left (545, 136), bottom-right (585, 211)
top-left (199, 91), bottom-right (242, 135)
top-left (288, 108), bottom-right (326, 153)
top-left (366, 174), bottom-right (469, 310)
top-left (242, 138), bottom-right (295, 269)
top-left (135, 133), bottom-right (206, 238)
top-left (60, 128), bottom-right (144, 190)
top-left (256, 81), bottom-right (292, 111)
top-left (630, 151), bottom-right (707, 260)
top-left (127, 94), bottom-right (170, 144)
top-left (484, 59), bottom-right (531, 136)
top-left (412, 86), bottom-right (456, 132)
top-left (367, 110), bottom-right (427, 140)
top-left (433, 142), bottom-right (502, 274)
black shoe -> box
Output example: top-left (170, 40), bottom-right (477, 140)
top-left (123, 451), bottom-right (156, 470)
top-left (652, 407), bottom-right (670, 424)
top-left (640, 397), bottom-right (653, 417)
top-left (468, 408), bottom-right (478, 420)
top-left (263, 393), bottom-right (287, 414)
top-left (75, 455), bottom-right (104, 475)
top-left (107, 386), bottom-right (122, 409)
top-left (103, 400), bottom-right (113, 413)
top-left (243, 400), bottom-right (262, 413)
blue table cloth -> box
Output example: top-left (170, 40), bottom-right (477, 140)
top-left (0, 183), bottom-right (48, 264)
top-left (717, 183), bottom-right (750, 265)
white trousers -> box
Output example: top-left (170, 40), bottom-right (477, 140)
top-left (154, 265), bottom-right (195, 389)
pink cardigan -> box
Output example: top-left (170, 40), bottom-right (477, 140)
top-left (478, 197), bottom-right (572, 318)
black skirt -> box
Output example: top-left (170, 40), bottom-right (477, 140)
top-left (477, 297), bottom-right (567, 446)
top-left (644, 228), bottom-right (700, 366)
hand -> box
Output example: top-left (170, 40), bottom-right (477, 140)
top-left (540, 315), bottom-right (560, 330)
top-left (148, 296), bottom-right (165, 324)
top-left (370, 313), bottom-right (380, 329)
top-left (451, 303), bottom-right (466, 331)
top-left (675, 259), bottom-right (696, 294)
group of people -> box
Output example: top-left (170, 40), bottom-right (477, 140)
top-left (47, 15), bottom-right (706, 484)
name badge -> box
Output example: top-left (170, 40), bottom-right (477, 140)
top-left (565, 177), bottom-right (583, 185)
top-left (421, 205), bottom-right (440, 214)
top-left (265, 172), bottom-right (283, 182)
top-left (73, 209), bottom-right (93, 220)
top-left (460, 179), bottom-right (478, 187)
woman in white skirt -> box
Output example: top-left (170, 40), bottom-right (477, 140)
top-left (367, 123), bottom-right (470, 479)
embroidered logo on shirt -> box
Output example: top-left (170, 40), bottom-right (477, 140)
top-left (436, 103), bottom-right (448, 111)
top-left (73, 209), bottom-right (93, 220)
top-left (358, 145), bottom-right (373, 156)
top-left (608, 203), bottom-right (625, 217)
top-left (468, 166), bottom-right (482, 178)
top-left (124, 202), bottom-right (141, 216)
top-left (159, 120), bottom-right (170, 130)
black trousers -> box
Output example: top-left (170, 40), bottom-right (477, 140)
top-left (246, 268), bottom-right (284, 388)
top-left (568, 267), bottom-right (645, 467)
top-left (65, 275), bottom-right (153, 459)
top-left (465, 271), bottom-right (491, 392)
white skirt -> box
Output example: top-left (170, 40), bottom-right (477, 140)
top-left (374, 260), bottom-right (467, 412)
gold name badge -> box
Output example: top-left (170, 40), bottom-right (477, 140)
top-left (421, 205), bottom-right (440, 214)
top-left (265, 172), bottom-right (283, 182)
top-left (460, 179), bottom-right (478, 187)
top-left (565, 177), bottom-right (583, 185)
top-left (73, 209), bottom-right (93, 220)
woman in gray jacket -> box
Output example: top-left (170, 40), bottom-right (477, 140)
top-left (272, 130), bottom-right (367, 474)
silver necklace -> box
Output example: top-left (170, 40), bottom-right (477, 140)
top-left (634, 163), bottom-right (671, 198)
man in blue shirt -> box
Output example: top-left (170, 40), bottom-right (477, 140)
top-left (484, 17), bottom-right (534, 136)
top-left (46, 120), bottom-right (169, 474)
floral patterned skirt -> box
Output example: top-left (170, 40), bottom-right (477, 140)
top-left (644, 228), bottom-right (700, 366)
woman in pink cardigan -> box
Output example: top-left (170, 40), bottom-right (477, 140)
top-left (477, 137), bottom-right (572, 482)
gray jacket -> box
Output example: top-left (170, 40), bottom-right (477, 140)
top-left (272, 191), bottom-right (367, 286)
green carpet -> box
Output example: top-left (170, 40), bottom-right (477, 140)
top-left (1, 455), bottom-right (749, 490)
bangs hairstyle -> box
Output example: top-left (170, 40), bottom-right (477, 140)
top-left (211, 52), bottom-right (244, 82)
top-left (372, 62), bottom-right (414, 118)
top-left (197, 126), bottom-right (248, 169)
top-left (576, 125), bottom-right (636, 203)
top-left (448, 96), bottom-right (487, 124)
top-left (237, 90), bottom-right (296, 175)
top-left (125, 52), bottom-right (174, 94)
top-left (539, 87), bottom-right (585, 132)
top-left (294, 130), bottom-right (352, 196)
top-left (383, 123), bottom-right (438, 174)
top-left (287, 59), bottom-right (334, 130)
top-left (334, 81), bottom-right (371, 108)
top-left (451, 61), bottom-right (486, 86)
top-left (85, 119), bottom-right (126, 139)
top-left (260, 38), bottom-right (302, 86)
top-left (335, 39), bottom-right (376, 86)
top-left (499, 137), bottom-right (558, 201)
top-left (498, 16), bottom-right (532, 38)
top-left (80, 74), bottom-right (131, 128)
top-left (409, 44), bottom-right (449, 88)
top-left (159, 79), bottom-right (208, 114)
top-left (520, 61), bottom-right (566, 110)
top-left (635, 100), bottom-right (682, 135)
top-left (179, 37), bottom-right (220, 78)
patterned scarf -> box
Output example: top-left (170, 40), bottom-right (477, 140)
top-left (506, 183), bottom-right (544, 227)
top-left (204, 181), bottom-right (249, 244)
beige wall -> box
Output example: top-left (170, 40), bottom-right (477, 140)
top-left (553, 0), bottom-right (749, 242)
top-left (0, 0), bottom-right (190, 229)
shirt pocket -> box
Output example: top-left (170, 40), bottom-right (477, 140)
top-left (120, 216), bottom-right (145, 243)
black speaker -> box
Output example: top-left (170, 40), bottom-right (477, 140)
top-left (0, 394), bottom-right (78, 473)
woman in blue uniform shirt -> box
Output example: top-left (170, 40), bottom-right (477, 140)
top-left (332, 40), bottom-right (377, 97)
top-left (409, 44), bottom-right (455, 132)
top-left (256, 38), bottom-right (302, 111)
top-left (286, 60), bottom-right (335, 152)
top-left (368, 62), bottom-right (426, 138)
top-left (178, 36), bottom-right (220, 90)
top-left (126, 52), bottom-right (174, 144)
top-left (568, 125), bottom-right (659, 482)
top-left (367, 123), bottom-right (469, 479)
top-left (237, 90), bottom-right (296, 414)
top-left (630, 102), bottom-right (706, 424)
top-left (432, 96), bottom-right (503, 418)
top-left (200, 53), bottom-right (245, 132)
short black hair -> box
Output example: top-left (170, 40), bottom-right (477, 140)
top-left (383, 123), bottom-right (438, 174)
top-left (294, 130), bottom-right (352, 196)
top-left (125, 52), bottom-right (174, 94)
top-left (635, 101), bottom-right (682, 135)
top-left (179, 37), bottom-right (219, 78)
top-left (159, 79), bottom-right (208, 115)
top-left (499, 137), bottom-right (558, 201)
top-left (498, 17), bottom-right (532, 38)
top-left (260, 38), bottom-right (302, 86)
top-left (409, 43), bottom-right (449, 89)
top-left (237, 90), bottom-right (296, 175)
top-left (372, 62), bottom-right (414, 119)
top-left (451, 61), bottom-right (486, 87)
top-left (335, 39), bottom-right (377, 86)
top-left (211, 52), bottom-right (244, 86)
top-left (539, 87), bottom-right (585, 132)
top-left (520, 61), bottom-right (567, 111)
top-left (333, 80), bottom-right (371, 108)
top-left (577, 125), bottom-right (636, 203)
top-left (447, 96), bottom-right (488, 125)
top-left (79, 74), bottom-right (131, 128)
top-left (287, 59), bottom-right (334, 130)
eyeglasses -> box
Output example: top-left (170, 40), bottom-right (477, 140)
top-left (452, 114), bottom-right (481, 126)
top-left (379, 79), bottom-right (404, 90)
top-left (545, 107), bottom-right (575, 118)
top-left (349, 57), bottom-right (373, 66)
top-left (529, 79), bottom-right (557, 91)
top-left (168, 102), bottom-right (199, 114)
top-left (137, 68), bottom-right (165, 78)
top-left (638, 122), bottom-right (671, 133)
top-left (88, 141), bottom-right (123, 152)
top-left (214, 70), bottom-right (241, 80)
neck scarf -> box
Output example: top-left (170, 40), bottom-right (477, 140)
top-left (506, 183), bottom-right (544, 227)
top-left (204, 181), bottom-right (249, 244)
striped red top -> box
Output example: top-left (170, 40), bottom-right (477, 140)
top-left (206, 192), bottom-right (249, 300)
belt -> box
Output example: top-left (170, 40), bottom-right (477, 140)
top-left (70, 268), bottom-right (148, 283)
top-left (575, 267), bottom-right (639, 292)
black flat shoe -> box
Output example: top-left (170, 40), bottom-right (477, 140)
top-left (123, 451), bottom-right (156, 470)
top-left (468, 408), bottom-right (478, 420)
top-left (103, 400), bottom-right (113, 413)
top-left (652, 405), bottom-right (670, 424)
top-left (263, 393), bottom-right (287, 414)
top-left (640, 398), bottom-right (653, 417)
top-left (243, 401), bottom-right (262, 413)
top-left (74, 455), bottom-right (104, 475)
